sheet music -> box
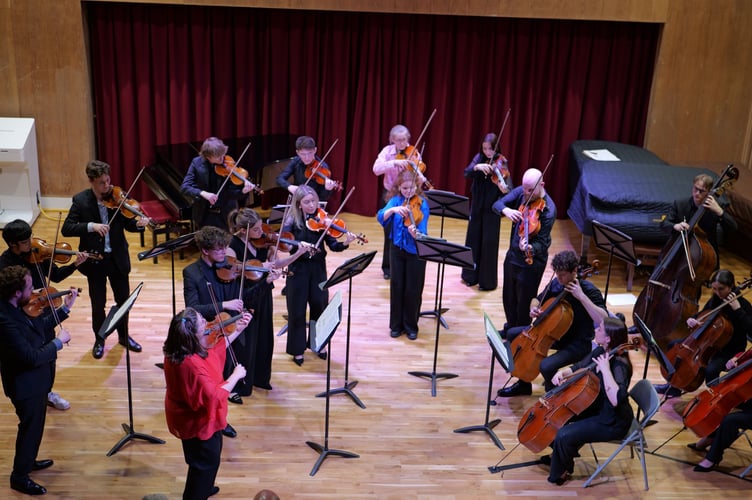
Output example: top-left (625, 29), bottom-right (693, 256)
top-left (583, 149), bottom-right (621, 161)
top-left (310, 291), bottom-right (342, 352)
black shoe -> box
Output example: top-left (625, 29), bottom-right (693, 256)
top-left (222, 424), bottom-right (237, 438)
top-left (693, 462), bottom-right (715, 472)
top-left (655, 383), bottom-right (682, 398)
top-left (406, 331), bottom-right (418, 341)
top-left (92, 341), bottom-right (105, 359)
top-left (280, 286), bottom-right (287, 296)
top-left (497, 381), bottom-right (533, 397)
top-left (383, 272), bottom-right (390, 280)
top-left (317, 350), bottom-right (328, 360)
top-left (293, 356), bottom-right (304, 366)
top-left (687, 442), bottom-right (709, 453)
top-left (10, 476), bottom-right (47, 495)
top-left (390, 330), bottom-right (402, 338)
top-left (32, 459), bottom-right (54, 471)
top-left (254, 383), bottom-right (273, 391)
top-left (539, 455), bottom-right (551, 466)
top-left (119, 336), bottom-right (142, 353)
top-left (478, 286), bottom-right (496, 292)
top-left (209, 486), bottom-right (220, 496)
top-left (228, 393), bottom-right (243, 405)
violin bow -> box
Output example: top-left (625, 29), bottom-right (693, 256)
top-left (205, 282), bottom-right (240, 368)
top-left (107, 166), bottom-right (147, 227)
top-left (313, 186), bottom-right (356, 249)
top-left (405, 108), bottom-right (437, 165)
top-left (302, 138), bottom-right (339, 188)
top-left (237, 219), bottom-right (253, 300)
top-left (520, 154), bottom-right (554, 210)
top-left (274, 195), bottom-right (294, 258)
top-left (33, 213), bottom-right (65, 334)
top-left (489, 108), bottom-right (512, 191)
top-left (213, 142), bottom-right (252, 204)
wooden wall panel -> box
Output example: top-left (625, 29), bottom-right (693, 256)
top-left (4, 0), bottom-right (751, 200)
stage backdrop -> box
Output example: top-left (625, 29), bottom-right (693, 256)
top-left (87, 3), bottom-right (659, 216)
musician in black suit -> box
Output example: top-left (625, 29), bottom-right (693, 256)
top-left (275, 136), bottom-right (337, 202)
top-left (181, 137), bottom-right (255, 230)
top-left (62, 160), bottom-right (148, 359)
top-left (0, 265), bottom-right (77, 495)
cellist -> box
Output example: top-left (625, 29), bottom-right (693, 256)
top-left (492, 168), bottom-right (556, 332)
top-left (655, 269), bottom-right (752, 398)
top-left (542, 317), bottom-right (634, 485)
top-left (688, 350), bottom-right (752, 473)
top-left (497, 250), bottom-right (608, 397)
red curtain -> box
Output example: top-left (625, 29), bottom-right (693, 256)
top-left (86, 3), bottom-right (658, 216)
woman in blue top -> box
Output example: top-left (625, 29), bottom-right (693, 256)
top-left (377, 170), bottom-right (430, 340)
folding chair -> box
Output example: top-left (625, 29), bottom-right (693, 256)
top-left (583, 379), bottom-right (661, 490)
top-left (739, 431), bottom-right (752, 479)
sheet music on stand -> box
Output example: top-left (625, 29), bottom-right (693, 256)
top-left (310, 291), bottom-right (342, 354)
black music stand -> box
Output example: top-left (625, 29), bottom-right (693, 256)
top-left (306, 291), bottom-right (359, 476)
top-left (410, 237), bottom-right (475, 396)
top-left (98, 283), bottom-right (166, 456)
top-left (633, 313), bottom-right (675, 382)
top-left (591, 220), bottom-right (640, 303)
top-left (315, 251), bottom-right (376, 409)
top-left (454, 313), bottom-right (512, 450)
top-left (420, 190), bottom-right (470, 329)
top-left (138, 231), bottom-right (196, 317)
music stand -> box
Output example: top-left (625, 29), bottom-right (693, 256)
top-left (420, 190), bottom-right (470, 329)
top-left (591, 220), bottom-right (640, 302)
top-left (633, 312), bottom-right (675, 381)
top-left (306, 291), bottom-right (359, 476)
top-left (138, 231), bottom-right (196, 317)
top-left (454, 313), bottom-right (511, 450)
top-left (98, 283), bottom-right (166, 456)
top-left (410, 237), bottom-right (475, 396)
top-left (315, 251), bottom-right (376, 409)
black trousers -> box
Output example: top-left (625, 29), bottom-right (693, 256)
top-left (389, 244), bottom-right (426, 335)
top-left (181, 430), bottom-right (222, 500)
top-left (234, 289), bottom-right (274, 395)
top-left (705, 408), bottom-right (752, 464)
top-left (84, 255), bottom-right (131, 343)
top-left (11, 393), bottom-right (48, 479)
top-left (461, 210), bottom-right (501, 289)
top-left (502, 259), bottom-right (545, 330)
top-left (285, 259), bottom-right (328, 356)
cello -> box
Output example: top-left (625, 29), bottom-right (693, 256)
top-left (633, 165), bottom-right (739, 350)
top-left (517, 340), bottom-right (640, 453)
top-left (661, 275), bottom-right (752, 392)
top-left (508, 260), bottom-right (598, 383)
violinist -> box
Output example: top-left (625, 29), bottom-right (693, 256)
top-left (461, 133), bottom-right (513, 291)
top-left (62, 160), bottom-right (147, 359)
top-left (373, 124), bottom-right (429, 280)
top-left (655, 269), bottom-right (752, 398)
top-left (543, 317), bottom-right (634, 486)
top-left (226, 208), bottom-right (312, 398)
top-left (275, 136), bottom-right (337, 201)
top-left (663, 173), bottom-right (737, 264)
top-left (688, 350), bottom-right (752, 473)
top-left (498, 250), bottom-right (608, 397)
top-left (492, 168), bottom-right (556, 331)
top-left (377, 170), bottom-right (430, 341)
top-left (180, 137), bottom-right (256, 230)
top-left (282, 185), bottom-right (355, 366)
top-left (0, 219), bottom-right (84, 411)
top-left (163, 307), bottom-right (251, 500)
top-left (0, 266), bottom-right (77, 496)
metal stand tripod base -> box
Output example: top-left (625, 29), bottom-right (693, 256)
top-left (408, 370), bottom-right (458, 397)
top-left (454, 419), bottom-right (504, 450)
top-left (306, 440), bottom-right (359, 476)
top-left (489, 459), bottom-right (543, 474)
top-left (316, 380), bottom-right (365, 409)
top-left (107, 423), bottom-right (166, 457)
top-left (419, 308), bottom-right (449, 329)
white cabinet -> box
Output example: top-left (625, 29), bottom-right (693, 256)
top-left (0, 117), bottom-right (40, 228)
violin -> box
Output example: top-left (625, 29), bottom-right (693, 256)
top-left (250, 224), bottom-right (314, 254)
top-left (213, 155), bottom-right (263, 195)
top-left (204, 311), bottom-right (251, 346)
top-left (214, 256), bottom-right (290, 283)
top-left (26, 236), bottom-right (102, 264)
top-left (403, 195), bottom-right (425, 227)
top-left (488, 155), bottom-right (511, 193)
top-left (509, 260), bottom-right (599, 383)
top-left (517, 197), bottom-right (546, 265)
top-left (683, 348), bottom-right (752, 438)
top-left (101, 186), bottom-right (155, 227)
top-left (661, 276), bottom-right (752, 392)
top-left (304, 160), bottom-right (342, 191)
top-left (23, 287), bottom-right (81, 318)
top-left (306, 208), bottom-right (368, 245)
top-left (396, 146), bottom-right (434, 190)
top-left (517, 340), bottom-right (640, 453)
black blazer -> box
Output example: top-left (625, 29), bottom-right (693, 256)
top-left (0, 301), bottom-right (67, 401)
top-left (62, 189), bottom-right (142, 276)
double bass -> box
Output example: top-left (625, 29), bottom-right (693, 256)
top-left (633, 165), bottom-right (739, 350)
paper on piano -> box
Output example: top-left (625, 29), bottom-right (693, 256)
top-left (583, 149), bottom-right (620, 161)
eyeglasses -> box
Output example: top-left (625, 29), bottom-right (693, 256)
top-left (692, 186), bottom-right (709, 194)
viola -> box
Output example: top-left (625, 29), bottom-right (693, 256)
top-left (214, 256), bottom-right (289, 283)
top-left (304, 160), bottom-right (342, 191)
top-left (682, 349), bottom-right (752, 438)
top-left (305, 208), bottom-right (368, 245)
top-left (214, 155), bottom-right (263, 195)
top-left (26, 236), bottom-right (102, 264)
top-left (23, 287), bottom-right (81, 318)
top-left (661, 276), bottom-right (752, 391)
top-left (517, 340), bottom-right (640, 453)
top-left (396, 146), bottom-right (434, 190)
top-left (509, 261), bottom-right (598, 383)
top-left (101, 186), bottom-right (155, 227)
top-left (517, 197), bottom-right (546, 265)
top-left (633, 164), bottom-right (739, 350)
